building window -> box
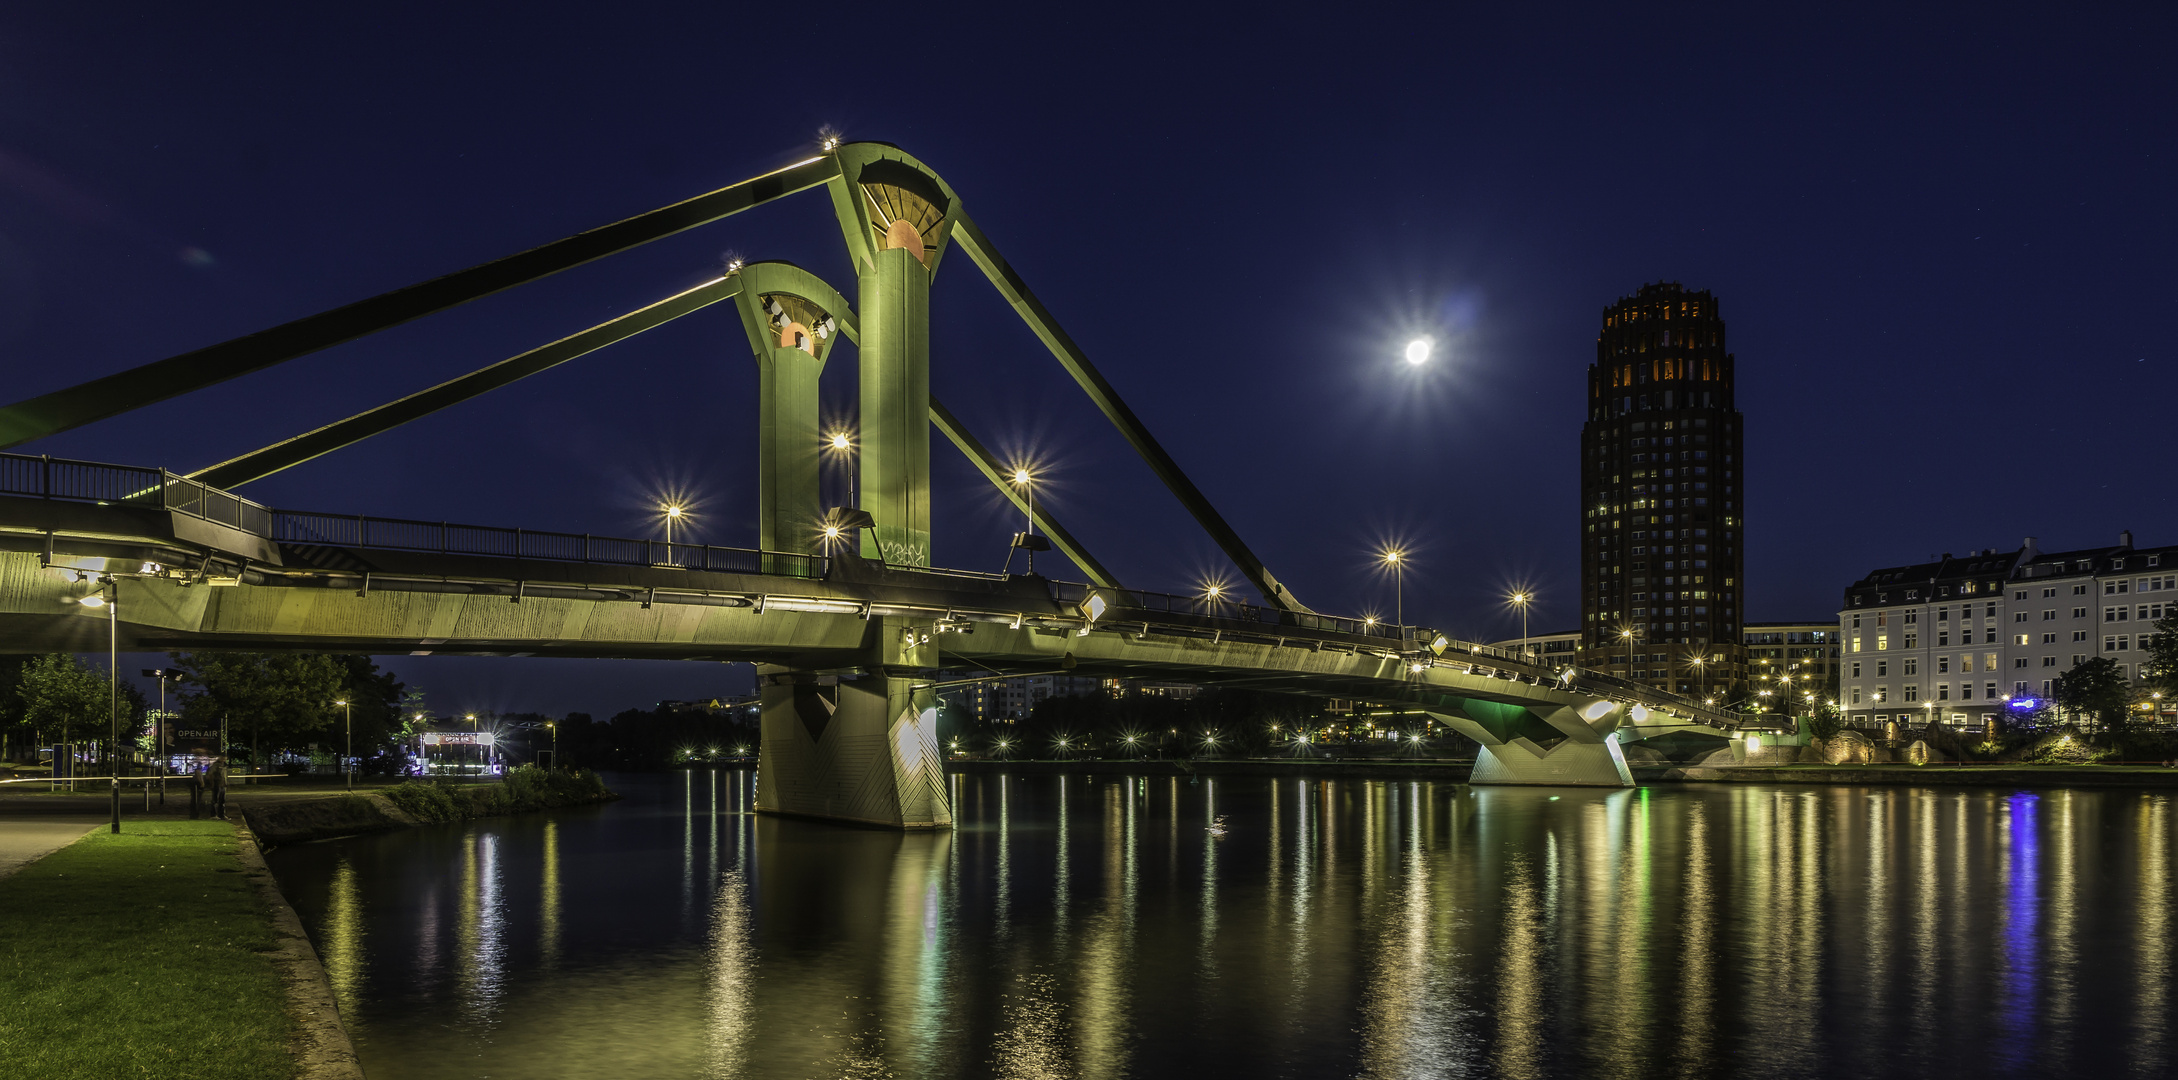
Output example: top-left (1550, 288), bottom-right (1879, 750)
top-left (2043, 609), bottom-right (2056, 620)
top-left (2074, 584), bottom-right (2088, 595)
top-left (1904, 685), bottom-right (1920, 702)
top-left (1851, 687), bottom-right (1863, 704)
top-left (2107, 607), bottom-right (2128, 622)
top-left (1985, 630), bottom-right (1999, 644)
top-left (1937, 656), bottom-right (1950, 673)
top-left (1904, 658), bottom-right (1919, 675)
top-left (2042, 656), bottom-right (2057, 667)
top-left (1851, 614), bottom-right (1862, 629)
top-left (1937, 683), bottom-right (1951, 700)
top-left (1903, 633), bottom-right (1918, 649)
top-left (2042, 633), bottom-right (2057, 644)
top-left (1851, 661), bottom-right (1862, 678)
top-left (1937, 632), bottom-right (1950, 646)
top-left (1984, 653), bottom-right (1998, 671)
top-left (1852, 636), bottom-right (1862, 653)
top-left (2042, 588), bottom-right (2057, 598)
top-left (1874, 686), bottom-right (1889, 703)
top-left (1986, 682), bottom-right (1998, 699)
top-left (1877, 660), bottom-right (1889, 677)
top-left (2074, 607), bottom-right (2087, 618)
top-left (1878, 634), bottom-right (1889, 650)
top-left (2074, 630), bottom-right (2088, 642)
top-left (2014, 611), bottom-right (2028, 622)
top-left (2107, 580), bottom-right (2131, 595)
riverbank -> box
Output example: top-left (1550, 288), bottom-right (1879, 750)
top-left (245, 768), bottom-right (619, 847)
top-left (0, 820), bottom-right (310, 1079)
top-left (948, 758), bottom-right (1478, 780)
top-left (948, 757), bottom-right (2178, 788)
top-left (1656, 762), bottom-right (2178, 787)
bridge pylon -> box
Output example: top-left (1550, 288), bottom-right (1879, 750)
top-left (753, 616), bottom-right (949, 828)
top-left (1427, 699), bottom-right (1636, 786)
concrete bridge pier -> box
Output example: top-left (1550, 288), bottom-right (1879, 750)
top-left (1430, 700), bottom-right (1636, 787)
top-left (753, 665), bottom-right (951, 828)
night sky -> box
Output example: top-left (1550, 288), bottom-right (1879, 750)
top-left (3, 5), bottom-right (2172, 719)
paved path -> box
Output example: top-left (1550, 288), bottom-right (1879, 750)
top-left (0, 817), bottom-right (105, 881)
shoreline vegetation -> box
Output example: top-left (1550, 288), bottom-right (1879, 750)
top-left (241, 766), bottom-right (618, 847)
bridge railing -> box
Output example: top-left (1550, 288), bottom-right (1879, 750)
top-left (270, 509), bottom-right (823, 578)
top-left (0, 451), bottom-right (279, 535)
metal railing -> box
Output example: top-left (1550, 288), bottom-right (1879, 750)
top-left (0, 451), bottom-right (822, 580)
top-left (271, 510), bottom-right (824, 578)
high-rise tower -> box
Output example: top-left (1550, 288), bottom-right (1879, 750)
top-left (1578, 282), bottom-right (1745, 701)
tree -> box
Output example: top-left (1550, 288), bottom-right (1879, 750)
top-left (2052, 656), bottom-right (2132, 736)
top-left (172, 652), bottom-right (345, 766)
top-left (2143, 611), bottom-right (2178, 696)
top-left (17, 653), bottom-right (109, 756)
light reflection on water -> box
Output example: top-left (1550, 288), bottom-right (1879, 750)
top-left (266, 774), bottom-right (2178, 1079)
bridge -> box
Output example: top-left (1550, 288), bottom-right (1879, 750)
top-left (0, 141), bottom-right (1764, 827)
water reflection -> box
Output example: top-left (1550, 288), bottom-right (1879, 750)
top-left (265, 774), bottom-right (2178, 1079)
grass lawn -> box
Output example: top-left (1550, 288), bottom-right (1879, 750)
top-left (0, 820), bottom-right (294, 1079)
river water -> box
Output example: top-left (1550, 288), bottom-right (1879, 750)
top-left (265, 771), bottom-right (2177, 1079)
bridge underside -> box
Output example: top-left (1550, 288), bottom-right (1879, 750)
top-left (1, 497), bottom-right (1751, 815)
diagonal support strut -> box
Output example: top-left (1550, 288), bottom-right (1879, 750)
top-left (928, 395), bottom-right (1122, 590)
top-left (190, 275), bottom-right (744, 488)
top-left (949, 211), bottom-right (1310, 613)
top-left (0, 155), bottom-right (841, 448)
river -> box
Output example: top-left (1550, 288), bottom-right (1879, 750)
top-left (265, 771), bottom-right (2177, 1079)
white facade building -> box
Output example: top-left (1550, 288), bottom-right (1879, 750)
top-left (1838, 532), bottom-right (2173, 731)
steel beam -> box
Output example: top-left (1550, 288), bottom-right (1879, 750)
top-left (189, 275), bottom-right (743, 488)
top-left (928, 395), bottom-right (1122, 590)
top-left (0, 155), bottom-right (841, 448)
top-left (950, 211), bottom-right (1311, 613)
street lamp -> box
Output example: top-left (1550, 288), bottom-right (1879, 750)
top-left (465, 713), bottom-right (479, 777)
top-left (78, 579), bottom-right (119, 831)
top-left (546, 721), bottom-right (557, 768)
top-left (335, 699), bottom-right (351, 787)
top-left (823, 429), bottom-right (857, 508)
top-left (1619, 627), bottom-right (1639, 678)
top-left (1381, 549), bottom-right (1406, 630)
top-left (1689, 654), bottom-right (1707, 702)
top-left (1009, 468), bottom-right (1042, 574)
top-left (660, 502), bottom-right (686, 562)
top-left (1404, 338), bottom-right (1432, 365)
top-left (1508, 591), bottom-right (1533, 660)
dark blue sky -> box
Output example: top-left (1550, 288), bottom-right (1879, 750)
top-left (4, 4), bottom-right (2172, 718)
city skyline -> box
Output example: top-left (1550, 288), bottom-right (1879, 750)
top-left (0, 8), bottom-right (2170, 718)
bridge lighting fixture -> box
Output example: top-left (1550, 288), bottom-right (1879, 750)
top-left (1404, 338), bottom-right (1433, 365)
top-left (77, 594), bottom-right (105, 608)
top-left (829, 432), bottom-right (851, 451)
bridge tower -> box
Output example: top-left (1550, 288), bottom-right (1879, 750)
top-left (731, 181), bottom-right (956, 825)
top-left (826, 146), bottom-right (960, 569)
top-left (730, 262), bottom-right (853, 569)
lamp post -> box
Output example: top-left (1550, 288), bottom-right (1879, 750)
top-left (660, 503), bottom-right (685, 561)
top-left (1011, 468), bottom-right (1037, 574)
top-left (1619, 627), bottom-right (1639, 679)
top-left (1509, 591), bottom-right (1533, 660)
top-left (825, 430), bottom-right (856, 508)
top-left (78, 579), bottom-right (119, 830)
top-left (547, 721), bottom-right (557, 768)
top-left (335, 699), bottom-right (351, 787)
top-left (465, 713), bottom-right (479, 777)
top-left (1690, 654), bottom-right (1708, 703)
top-left (1382, 549), bottom-right (1406, 631)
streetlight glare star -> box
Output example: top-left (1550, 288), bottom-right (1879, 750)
top-left (1012, 468), bottom-right (1032, 485)
top-left (1404, 338), bottom-right (1432, 365)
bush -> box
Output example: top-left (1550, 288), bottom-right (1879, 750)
top-left (382, 780), bottom-right (459, 822)
top-left (380, 768), bottom-right (614, 823)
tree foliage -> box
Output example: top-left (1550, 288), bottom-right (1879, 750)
top-left (171, 652), bottom-right (345, 761)
top-left (2143, 611), bottom-right (2178, 696)
top-left (2052, 655), bottom-right (2132, 735)
top-left (16, 653), bottom-right (110, 745)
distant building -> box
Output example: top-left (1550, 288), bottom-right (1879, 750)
top-left (1837, 531), bottom-right (2175, 730)
top-left (1578, 282), bottom-right (1747, 698)
top-left (1743, 622), bottom-right (1843, 709)
top-left (939, 673), bottom-right (1102, 723)
top-left (1484, 629), bottom-right (1580, 663)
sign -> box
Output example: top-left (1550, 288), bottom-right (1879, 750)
top-left (420, 732), bottom-right (495, 747)
top-left (172, 727), bottom-right (223, 754)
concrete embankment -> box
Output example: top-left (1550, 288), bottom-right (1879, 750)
top-left (1653, 763), bottom-right (2178, 787)
top-left (947, 759), bottom-right (1477, 781)
top-left (239, 792), bottom-right (424, 847)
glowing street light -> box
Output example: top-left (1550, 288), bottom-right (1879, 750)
top-left (1619, 627), bottom-right (1639, 677)
top-left (1508, 591), bottom-right (1533, 660)
top-left (1380, 548), bottom-right (1407, 631)
top-left (1404, 338), bottom-right (1432, 365)
top-left (660, 502), bottom-right (687, 558)
top-left (1009, 467), bottom-right (1044, 574)
top-left (334, 698), bottom-right (352, 788)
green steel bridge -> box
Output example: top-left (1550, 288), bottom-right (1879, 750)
top-left (0, 142), bottom-right (1761, 827)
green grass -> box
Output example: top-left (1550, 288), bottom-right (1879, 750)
top-left (0, 820), bottom-right (294, 1079)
